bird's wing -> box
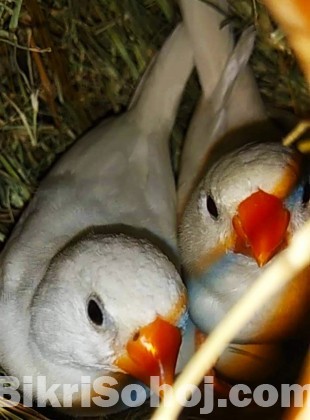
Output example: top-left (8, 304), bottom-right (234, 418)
top-left (129, 23), bottom-right (194, 138)
top-left (177, 0), bottom-right (264, 215)
top-left (0, 23), bottom-right (194, 294)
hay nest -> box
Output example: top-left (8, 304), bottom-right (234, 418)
top-left (0, 0), bottom-right (309, 419)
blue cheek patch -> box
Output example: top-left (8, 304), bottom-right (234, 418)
top-left (284, 184), bottom-right (303, 211)
top-left (187, 252), bottom-right (239, 291)
top-left (177, 310), bottom-right (189, 333)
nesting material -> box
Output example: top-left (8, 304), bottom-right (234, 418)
top-left (0, 1), bottom-right (309, 419)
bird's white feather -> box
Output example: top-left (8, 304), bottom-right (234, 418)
top-left (0, 24), bottom-right (193, 413)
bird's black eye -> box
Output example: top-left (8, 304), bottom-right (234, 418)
top-left (302, 181), bottom-right (310, 205)
top-left (87, 298), bottom-right (104, 326)
top-left (207, 194), bottom-right (219, 219)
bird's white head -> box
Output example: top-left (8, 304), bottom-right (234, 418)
top-left (29, 233), bottom-right (186, 405)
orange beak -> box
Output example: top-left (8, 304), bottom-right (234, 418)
top-left (115, 317), bottom-right (181, 395)
top-left (232, 190), bottom-right (290, 267)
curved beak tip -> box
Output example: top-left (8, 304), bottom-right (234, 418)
top-left (256, 251), bottom-right (271, 267)
top-left (114, 317), bottom-right (181, 394)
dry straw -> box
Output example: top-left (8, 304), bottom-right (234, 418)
top-left (0, 0), bottom-right (310, 419)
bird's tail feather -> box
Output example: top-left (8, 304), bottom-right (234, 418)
top-left (178, 0), bottom-right (264, 215)
top-left (180, 0), bottom-right (265, 126)
top-left (210, 27), bottom-right (256, 114)
top-left (180, 0), bottom-right (233, 100)
top-left (129, 23), bottom-right (194, 135)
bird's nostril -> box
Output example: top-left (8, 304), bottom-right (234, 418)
top-left (133, 331), bottom-right (140, 341)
